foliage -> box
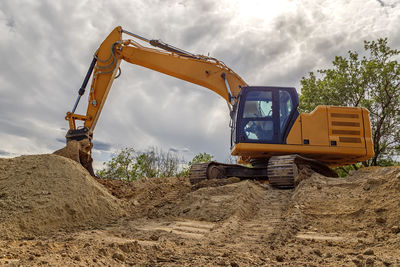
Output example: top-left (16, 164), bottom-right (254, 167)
top-left (96, 148), bottom-right (136, 180)
top-left (300, 38), bottom-right (400, 166)
top-left (179, 152), bottom-right (215, 177)
top-left (97, 148), bottom-right (216, 180)
top-left (97, 147), bottom-right (182, 180)
top-left (188, 152), bottom-right (214, 166)
top-left (334, 164), bottom-right (362, 178)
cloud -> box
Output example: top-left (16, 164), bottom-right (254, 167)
top-left (0, 0), bottom-right (399, 165)
top-left (376, 0), bottom-right (385, 6)
top-left (169, 148), bottom-right (179, 153)
top-left (169, 147), bottom-right (190, 153)
top-left (0, 149), bottom-right (10, 156)
top-left (6, 17), bottom-right (15, 30)
top-left (93, 140), bottom-right (112, 152)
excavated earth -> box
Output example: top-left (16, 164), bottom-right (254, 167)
top-left (0, 154), bottom-right (399, 266)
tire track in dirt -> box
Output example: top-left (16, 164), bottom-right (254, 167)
top-left (200, 182), bottom-right (298, 264)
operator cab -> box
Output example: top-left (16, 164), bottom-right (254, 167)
top-left (231, 86), bottom-right (299, 147)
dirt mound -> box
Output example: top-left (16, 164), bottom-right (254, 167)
top-left (97, 176), bottom-right (265, 222)
top-left (0, 154), bottom-right (123, 239)
top-left (147, 179), bottom-right (267, 222)
top-left (289, 167), bottom-right (400, 264)
top-left (96, 176), bottom-right (191, 202)
top-left (293, 166), bottom-right (400, 233)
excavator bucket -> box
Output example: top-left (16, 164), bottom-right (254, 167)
top-left (53, 139), bottom-right (95, 176)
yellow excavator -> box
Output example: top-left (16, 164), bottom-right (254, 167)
top-left (55, 26), bottom-right (374, 187)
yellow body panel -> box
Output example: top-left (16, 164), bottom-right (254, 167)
top-left (301, 106), bottom-right (329, 146)
top-left (285, 116), bottom-right (301, 145)
top-left (233, 105), bottom-right (374, 167)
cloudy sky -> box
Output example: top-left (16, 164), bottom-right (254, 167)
top-left (0, 0), bottom-right (399, 168)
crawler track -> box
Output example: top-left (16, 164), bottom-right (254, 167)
top-left (267, 155), bottom-right (298, 188)
top-left (188, 162), bottom-right (212, 184)
top-left (189, 154), bottom-right (338, 188)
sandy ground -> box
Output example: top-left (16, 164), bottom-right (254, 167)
top-left (0, 154), bottom-right (399, 266)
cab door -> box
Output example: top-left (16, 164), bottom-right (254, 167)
top-left (236, 87), bottom-right (279, 144)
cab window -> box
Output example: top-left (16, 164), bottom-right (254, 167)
top-left (242, 91), bottom-right (274, 141)
top-left (243, 91), bottom-right (272, 118)
top-left (279, 90), bottom-right (293, 132)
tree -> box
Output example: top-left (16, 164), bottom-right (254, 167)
top-left (135, 147), bottom-right (182, 178)
top-left (97, 147), bottom-right (182, 180)
top-left (96, 147), bottom-right (137, 180)
top-left (300, 38), bottom-right (400, 166)
top-left (188, 152), bottom-right (214, 166)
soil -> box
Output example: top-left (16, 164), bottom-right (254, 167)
top-left (0, 154), bottom-right (399, 266)
top-left (0, 155), bottom-right (123, 240)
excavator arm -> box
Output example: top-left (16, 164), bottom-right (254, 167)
top-left (66, 26), bottom-right (247, 134)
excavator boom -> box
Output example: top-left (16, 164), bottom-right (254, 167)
top-left (66, 26), bottom-right (247, 134)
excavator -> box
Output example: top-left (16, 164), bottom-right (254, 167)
top-left (55, 26), bottom-right (374, 187)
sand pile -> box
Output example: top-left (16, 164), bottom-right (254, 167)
top-left (0, 154), bottom-right (123, 239)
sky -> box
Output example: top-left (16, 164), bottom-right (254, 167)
top-left (0, 0), bottom-right (399, 169)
